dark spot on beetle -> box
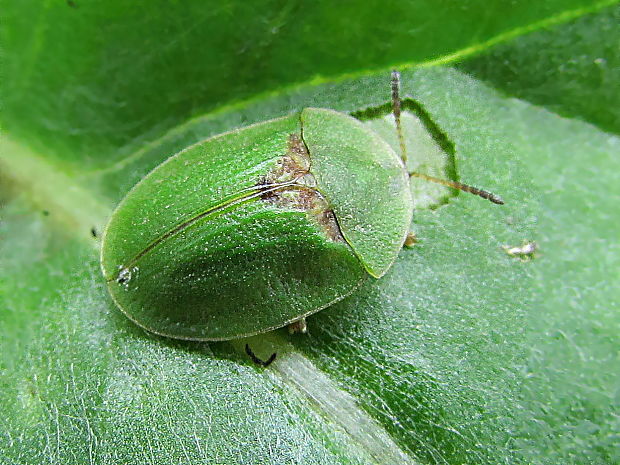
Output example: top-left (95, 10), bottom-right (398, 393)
top-left (245, 344), bottom-right (276, 367)
top-left (258, 184), bottom-right (278, 202)
top-left (296, 186), bottom-right (318, 210)
top-left (91, 227), bottom-right (98, 238)
top-left (42, 210), bottom-right (50, 216)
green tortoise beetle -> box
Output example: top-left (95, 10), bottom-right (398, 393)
top-left (100, 72), bottom-right (502, 344)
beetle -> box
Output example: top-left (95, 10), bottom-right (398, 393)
top-left (100, 72), bottom-right (502, 343)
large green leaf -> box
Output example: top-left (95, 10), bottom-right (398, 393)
top-left (459, 3), bottom-right (620, 134)
top-left (2, 2), bottom-right (618, 464)
top-left (459, 5), bottom-right (620, 462)
top-left (1, 0), bottom-right (614, 169)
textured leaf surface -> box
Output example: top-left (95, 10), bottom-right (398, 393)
top-left (2, 2), bottom-right (618, 464)
top-left (460, 5), bottom-right (620, 462)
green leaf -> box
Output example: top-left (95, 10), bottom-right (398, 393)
top-left (1, 0), bottom-right (614, 169)
top-left (2, 2), bottom-right (618, 464)
top-left (458, 5), bottom-right (620, 462)
top-left (458, 3), bottom-right (620, 134)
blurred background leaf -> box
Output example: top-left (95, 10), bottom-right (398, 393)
top-left (1, 1), bottom-right (618, 464)
top-left (459, 4), bottom-right (620, 133)
top-left (1, 0), bottom-right (614, 168)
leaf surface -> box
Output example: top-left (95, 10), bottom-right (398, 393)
top-left (1, 3), bottom-right (618, 464)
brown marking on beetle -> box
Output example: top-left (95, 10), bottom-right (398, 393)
top-left (259, 134), bottom-right (311, 190)
top-left (288, 317), bottom-right (308, 334)
top-left (314, 209), bottom-right (344, 242)
top-left (296, 184), bottom-right (320, 210)
top-left (257, 133), bottom-right (344, 242)
top-left (287, 133), bottom-right (311, 173)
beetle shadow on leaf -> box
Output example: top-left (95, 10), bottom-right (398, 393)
top-left (352, 99), bottom-right (458, 210)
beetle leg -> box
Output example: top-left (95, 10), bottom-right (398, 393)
top-left (409, 172), bottom-right (504, 205)
top-left (404, 232), bottom-right (418, 248)
top-left (287, 317), bottom-right (307, 335)
top-left (245, 344), bottom-right (277, 367)
top-left (391, 70), bottom-right (407, 164)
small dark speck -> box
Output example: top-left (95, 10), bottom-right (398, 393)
top-left (42, 210), bottom-right (50, 216)
top-left (67, 0), bottom-right (78, 8)
top-left (91, 227), bottom-right (98, 238)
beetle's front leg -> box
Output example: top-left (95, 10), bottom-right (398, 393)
top-left (245, 344), bottom-right (277, 367)
top-left (288, 318), bottom-right (307, 334)
top-left (404, 232), bottom-right (418, 248)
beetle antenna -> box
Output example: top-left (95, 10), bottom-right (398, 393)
top-left (391, 70), bottom-right (407, 164)
top-left (409, 171), bottom-right (504, 204)
top-left (393, 71), bottom-right (503, 205)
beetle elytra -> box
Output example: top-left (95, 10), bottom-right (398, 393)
top-left (100, 72), bottom-right (502, 341)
